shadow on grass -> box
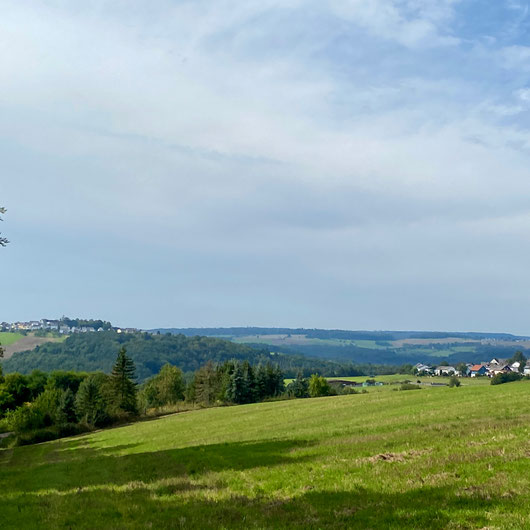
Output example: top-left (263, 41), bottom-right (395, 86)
top-left (2, 481), bottom-right (519, 529)
top-left (0, 438), bottom-right (314, 493)
top-left (1, 437), bottom-right (525, 528)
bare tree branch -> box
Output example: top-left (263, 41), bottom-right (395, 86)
top-left (0, 206), bottom-right (8, 247)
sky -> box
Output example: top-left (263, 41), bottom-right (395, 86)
top-left (2, 1), bottom-right (530, 333)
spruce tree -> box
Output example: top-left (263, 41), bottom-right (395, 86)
top-left (57, 388), bottom-right (77, 424)
top-left (225, 363), bottom-right (244, 403)
top-left (255, 364), bottom-right (268, 400)
top-left (241, 361), bottom-right (256, 404)
top-left (111, 346), bottom-right (138, 414)
top-left (288, 372), bottom-right (309, 398)
top-left (76, 374), bottom-right (108, 426)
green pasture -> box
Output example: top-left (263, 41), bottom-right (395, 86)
top-left (326, 374), bottom-right (491, 386)
top-left (0, 332), bottom-right (23, 347)
top-left (2, 381), bottom-right (530, 528)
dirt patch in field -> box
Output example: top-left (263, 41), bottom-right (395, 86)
top-left (2, 336), bottom-right (63, 359)
top-left (365, 449), bottom-right (430, 464)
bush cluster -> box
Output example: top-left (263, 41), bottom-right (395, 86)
top-left (490, 372), bottom-right (523, 385)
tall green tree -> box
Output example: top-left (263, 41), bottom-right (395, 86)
top-left (56, 388), bottom-right (77, 424)
top-left (76, 374), bottom-right (109, 426)
top-left (225, 362), bottom-right (245, 404)
top-left (509, 351), bottom-right (527, 373)
top-left (193, 361), bottom-right (221, 406)
top-left (308, 374), bottom-right (331, 397)
top-left (255, 363), bottom-right (285, 400)
top-left (225, 361), bottom-right (257, 404)
top-left (286, 372), bottom-right (309, 398)
top-left (139, 364), bottom-right (185, 409)
top-left (156, 364), bottom-right (185, 404)
top-left (111, 346), bottom-right (138, 414)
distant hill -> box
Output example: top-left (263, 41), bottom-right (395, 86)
top-left (152, 327), bottom-right (529, 341)
top-left (3, 327), bottom-right (527, 379)
top-left (151, 327), bottom-right (530, 366)
top-left (1, 331), bottom-right (371, 380)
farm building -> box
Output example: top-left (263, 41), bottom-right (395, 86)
top-left (470, 364), bottom-right (488, 377)
top-left (434, 366), bottom-right (458, 376)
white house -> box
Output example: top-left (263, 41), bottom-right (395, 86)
top-left (414, 363), bottom-right (432, 374)
top-left (434, 366), bottom-right (457, 376)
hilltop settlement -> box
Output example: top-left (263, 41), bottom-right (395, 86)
top-left (1, 317), bottom-right (137, 335)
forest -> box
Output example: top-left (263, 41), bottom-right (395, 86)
top-left (1, 331), bottom-right (404, 380)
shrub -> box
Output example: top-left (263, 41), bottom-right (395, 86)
top-left (491, 372), bottom-right (522, 385)
top-left (338, 386), bottom-right (358, 395)
top-left (448, 376), bottom-right (461, 388)
top-left (399, 383), bottom-right (421, 391)
top-left (32, 388), bottom-right (62, 426)
top-left (308, 375), bottom-right (332, 397)
top-left (4, 405), bottom-right (46, 433)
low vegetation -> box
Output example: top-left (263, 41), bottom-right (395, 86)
top-left (491, 371), bottom-right (523, 385)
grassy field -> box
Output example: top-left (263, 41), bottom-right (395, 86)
top-left (0, 332), bottom-right (24, 346)
top-left (2, 381), bottom-right (530, 528)
top-left (0, 332), bottom-right (67, 361)
top-left (283, 375), bottom-right (492, 389)
top-left (326, 374), bottom-right (491, 386)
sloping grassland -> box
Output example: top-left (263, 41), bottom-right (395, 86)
top-left (1, 382), bottom-right (530, 528)
top-left (1, 334), bottom-right (65, 360)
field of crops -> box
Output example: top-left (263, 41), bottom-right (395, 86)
top-left (2, 381), bottom-right (530, 528)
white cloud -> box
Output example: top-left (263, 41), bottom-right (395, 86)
top-left (329, 0), bottom-right (461, 47)
top-left (2, 1), bottom-right (530, 331)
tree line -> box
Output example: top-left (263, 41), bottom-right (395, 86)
top-left (0, 347), bottom-right (354, 446)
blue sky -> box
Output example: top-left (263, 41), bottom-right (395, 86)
top-left (2, 0), bottom-right (530, 333)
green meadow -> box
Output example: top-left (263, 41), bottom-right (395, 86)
top-left (2, 381), bottom-right (530, 529)
top-left (0, 332), bottom-right (24, 347)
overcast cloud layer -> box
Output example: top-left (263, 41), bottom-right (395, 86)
top-left (2, 0), bottom-right (530, 333)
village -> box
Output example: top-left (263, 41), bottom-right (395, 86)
top-left (0, 318), bottom-right (138, 335)
top-left (413, 358), bottom-right (530, 378)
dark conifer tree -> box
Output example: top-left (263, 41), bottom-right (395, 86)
top-left (241, 361), bottom-right (256, 404)
top-left (287, 371), bottom-right (309, 398)
top-left (255, 364), bottom-right (268, 400)
top-left (111, 346), bottom-right (138, 414)
top-left (57, 388), bottom-right (77, 424)
top-left (225, 362), bottom-right (246, 404)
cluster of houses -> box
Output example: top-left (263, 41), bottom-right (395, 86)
top-left (414, 358), bottom-right (530, 378)
top-left (2, 319), bottom-right (101, 334)
top-left (1, 319), bottom-right (138, 335)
